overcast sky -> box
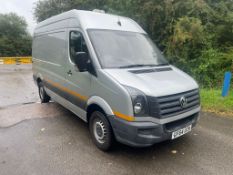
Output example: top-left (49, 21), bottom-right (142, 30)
top-left (0, 0), bottom-right (38, 34)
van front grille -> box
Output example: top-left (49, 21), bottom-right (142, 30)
top-left (147, 89), bottom-right (200, 119)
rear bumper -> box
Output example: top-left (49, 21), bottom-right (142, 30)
top-left (108, 111), bottom-right (200, 147)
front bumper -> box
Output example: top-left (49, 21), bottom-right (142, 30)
top-left (108, 111), bottom-right (200, 147)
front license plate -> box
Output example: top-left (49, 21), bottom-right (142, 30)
top-left (172, 125), bottom-right (192, 139)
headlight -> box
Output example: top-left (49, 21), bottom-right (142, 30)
top-left (134, 102), bottom-right (142, 114)
top-left (123, 85), bottom-right (148, 116)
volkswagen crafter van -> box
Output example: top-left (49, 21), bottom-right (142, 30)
top-left (32, 10), bottom-right (200, 151)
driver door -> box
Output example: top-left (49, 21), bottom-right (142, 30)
top-left (64, 29), bottom-right (92, 119)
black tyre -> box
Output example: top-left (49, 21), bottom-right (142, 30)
top-left (89, 111), bottom-right (114, 151)
top-left (38, 81), bottom-right (50, 103)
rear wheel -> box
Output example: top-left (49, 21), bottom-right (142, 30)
top-left (38, 81), bottom-right (50, 103)
top-left (89, 111), bottom-right (114, 151)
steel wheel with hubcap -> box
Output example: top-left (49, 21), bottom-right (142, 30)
top-left (89, 111), bottom-right (114, 151)
top-left (38, 81), bottom-right (50, 103)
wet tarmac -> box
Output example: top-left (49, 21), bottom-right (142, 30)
top-left (0, 65), bottom-right (233, 175)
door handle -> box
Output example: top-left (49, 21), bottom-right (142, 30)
top-left (67, 70), bottom-right (72, 76)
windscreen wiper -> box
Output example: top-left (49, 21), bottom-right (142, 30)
top-left (119, 63), bottom-right (169, 68)
top-left (119, 64), bottom-right (158, 68)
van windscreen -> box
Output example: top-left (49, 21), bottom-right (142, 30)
top-left (88, 29), bottom-right (168, 68)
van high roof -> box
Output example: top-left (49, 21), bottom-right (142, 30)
top-left (34, 9), bottom-right (146, 35)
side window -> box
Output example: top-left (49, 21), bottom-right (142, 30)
top-left (69, 31), bottom-right (88, 62)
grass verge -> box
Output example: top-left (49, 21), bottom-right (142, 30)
top-left (200, 89), bottom-right (233, 117)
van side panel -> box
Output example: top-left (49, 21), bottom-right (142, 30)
top-left (33, 25), bottom-right (89, 122)
top-left (34, 20), bottom-right (69, 34)
top-left (32, 30), bottom-right (67, 99)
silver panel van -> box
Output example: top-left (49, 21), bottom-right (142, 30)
top-left (32, 10), bottom-right (200, 151)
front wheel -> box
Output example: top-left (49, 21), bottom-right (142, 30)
top-left (89, 111), bottom-right (114, 151)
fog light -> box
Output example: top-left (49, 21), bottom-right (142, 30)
top-left (134, 102), bottom-right (142, 114)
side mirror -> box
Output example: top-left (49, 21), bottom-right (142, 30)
top-left (74, 52), bottom-right (89, 72)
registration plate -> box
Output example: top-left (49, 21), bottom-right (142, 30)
top-left (172, 125), bottom-right (192, 139)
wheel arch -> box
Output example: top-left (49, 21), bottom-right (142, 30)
top-left (33, 73), bottom-right (44, 86)
top-left (86, 96), bottom-right (114, 123)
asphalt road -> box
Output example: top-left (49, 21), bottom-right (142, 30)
top-left (0, 65), bottom-right (233, 175)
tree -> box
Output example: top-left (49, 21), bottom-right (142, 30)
top-left (0, 13), bottom-right (32, 56)
top-left (166, 17), bottom-right (206, 70)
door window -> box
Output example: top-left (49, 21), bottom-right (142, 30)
top-left (69, 31), bottom-right (88, 62)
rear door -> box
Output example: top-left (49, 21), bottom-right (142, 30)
top-left (64, 29), bottom-right (92, 116)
